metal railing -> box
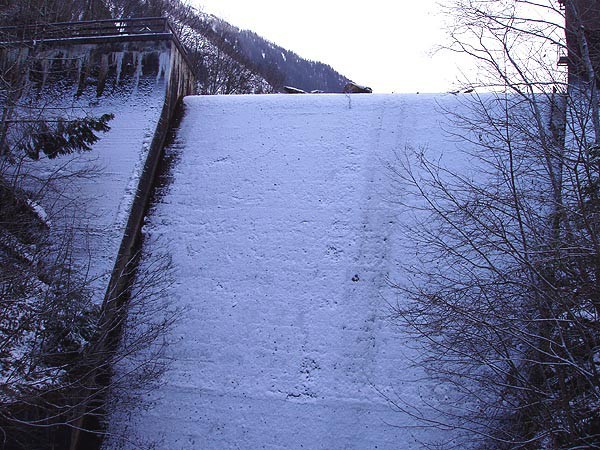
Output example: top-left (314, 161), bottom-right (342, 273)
top-left (0, 17), bottom-right (193, 68)
top-left (0, 17), bottom-right (179, 44)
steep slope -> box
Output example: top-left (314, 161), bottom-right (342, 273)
top-left (106, 93), bottom-right (474, 449)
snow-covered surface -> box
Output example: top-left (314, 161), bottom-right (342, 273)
top-left (109, 93), bottom-right (473, 448)
top-left (28, 79), bottom-right (166, 303)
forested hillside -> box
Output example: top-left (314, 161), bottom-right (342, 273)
top-left (162, 1), bottom-right (351, 93)
top-left (194, 15), bottom-right (350, 92)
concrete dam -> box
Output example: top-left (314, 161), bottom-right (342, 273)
top-left (2, 19), bottom-right (473, 449)
top-left (105, 93), bottom-right (471, 449)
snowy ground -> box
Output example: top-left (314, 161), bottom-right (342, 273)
top-left (108, 93), bottom-right (473, 449)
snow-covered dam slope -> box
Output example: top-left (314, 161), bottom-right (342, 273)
top-left (110, 93), bottom-right (469, 449)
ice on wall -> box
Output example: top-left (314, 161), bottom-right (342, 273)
top-left (156, 50), bottom-right (171, 83)
top-left (0, 40), bottom-right (172, 98)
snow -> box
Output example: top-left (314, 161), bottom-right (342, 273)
top-left (1, 42), bottom-right (173, 408)
top-left (25, 198), bottom-right (51, 227)
top-left (25, 77), bottom-right (167, 304)
top-left (107, 93), bottom-right (474, 448)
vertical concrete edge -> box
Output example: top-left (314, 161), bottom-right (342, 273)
top-left (70, 37), bottom-right (196, 450)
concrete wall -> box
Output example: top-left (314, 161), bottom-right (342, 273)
top-left (67, 35), bottom-right (196, 449)
top-left (0, 32), bottom-right (196, 449)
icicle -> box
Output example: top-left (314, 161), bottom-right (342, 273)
top-left (76, 50), bottom-right (84, 86)
top-left (97, 54), bottom-right (109, 97)
top-left (65, 47), bottom-right (79, 95)
top-left (156, 51), bottom-right (170, 84)
top-left (84, 45), bottom-right (92, 69)
top-left (74, 45), bottom-right (92, 96)
top-left (19, 47), bottom-right (31, 95)
top-left (41, 54), bottom-right (50, 90)
top-left (59, 48), bottom-right (65, 70)
top-left (133, 51), bottom-right (143, 93)
top-left (114, 51), bottom-right (124, 86)
top-left (100, 54), bottom-right (108, 77)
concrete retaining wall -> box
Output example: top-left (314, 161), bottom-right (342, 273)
top-left (30, 34), bottom-right (197, 450)
top-left (2, 24), bottom-right (196, 448)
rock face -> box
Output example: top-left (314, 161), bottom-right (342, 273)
top-left (343, 82), bottom-right (372, 94)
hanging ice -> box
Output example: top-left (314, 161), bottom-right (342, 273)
top-left (156, 50), bottom-right (170, 83)
top-left (41, 55), bottom-right (50, 89)
top-left (133, 51), bottom-right (143, 92)
top-left (114, 51), bottom-right (124, 86)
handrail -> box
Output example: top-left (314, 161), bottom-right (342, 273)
top-left (1, 17), bottom-right (190, 58)
top-left (0, 17), bottom-right (179, 46)
top-left (0, 19), bottom-right (167, 37)
top-left (0, 17), bottom-right (167, 30)
top-left (0, 16), bottom-right (167, 30)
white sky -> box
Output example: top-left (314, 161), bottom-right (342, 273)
top-left (190, 0), bottom-right (472, 93)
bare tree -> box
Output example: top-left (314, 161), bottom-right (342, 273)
top-left (388, 1), bottom-right (600, 448)
top-left (0, 126), bottom-right (178, 448)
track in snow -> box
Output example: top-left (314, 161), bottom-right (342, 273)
top-left (108, 93), bottom-right (468, 449)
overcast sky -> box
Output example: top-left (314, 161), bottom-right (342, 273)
top-left (191, 0), bottom-right (471, 93)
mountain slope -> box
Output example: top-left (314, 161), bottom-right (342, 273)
top-left (196, 14), bottom-right (351, 92)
